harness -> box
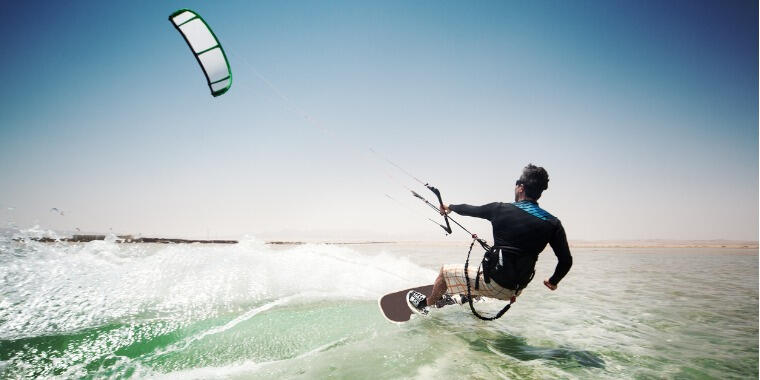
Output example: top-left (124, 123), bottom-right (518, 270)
top-left (463, 240), bottom-right (535, 321)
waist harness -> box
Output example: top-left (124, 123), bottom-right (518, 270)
top-left (463, 243), bottom-right (537, 321)
top-left (479, 245), bottom-right (537, 291)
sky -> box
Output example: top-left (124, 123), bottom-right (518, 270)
top-left (0, 1), bottom-right (757, 242)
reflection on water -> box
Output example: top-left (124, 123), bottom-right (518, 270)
top-left (472, 331), bottom-right (606, 369)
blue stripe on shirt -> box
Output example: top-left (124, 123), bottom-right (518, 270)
top-left (512, 201), bottom-right (555, 221)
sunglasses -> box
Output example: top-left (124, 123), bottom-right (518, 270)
top-left (515, 180), bottom-right (524, 186)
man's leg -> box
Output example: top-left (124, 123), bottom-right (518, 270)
top-left (427, 267), bottom-right (447, 307)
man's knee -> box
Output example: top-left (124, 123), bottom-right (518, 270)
top-left (436, 267), bottom-right (447, 286)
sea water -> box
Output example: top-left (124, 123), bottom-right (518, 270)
top-left (0, 230), bottom-right (757, 379)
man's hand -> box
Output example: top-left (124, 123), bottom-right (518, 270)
top-left (543, 279), bottom-right (557, 291)
top-left (440, 204), bottom-right (451, 215)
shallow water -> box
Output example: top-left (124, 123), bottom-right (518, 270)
top-left (0, 231), bottom-right (757, 379)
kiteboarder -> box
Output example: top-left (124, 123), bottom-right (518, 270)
top-left (408, 164), bottom-right (573, 313)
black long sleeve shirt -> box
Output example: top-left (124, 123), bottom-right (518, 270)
top-left (449, 201), bottom-right (572, 285)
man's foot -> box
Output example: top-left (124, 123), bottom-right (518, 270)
top-left (406, 290), bottom-right (429, 315)
top-left (434, 294), bottom-right (484, 308)
top-left (435, 294), bottom-right (460, 308)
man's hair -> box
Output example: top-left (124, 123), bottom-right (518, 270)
top-left (518, 164), bottom-right (549, 200)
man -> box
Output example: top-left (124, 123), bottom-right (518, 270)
top-left (408, 164), bottom-right (573, 314)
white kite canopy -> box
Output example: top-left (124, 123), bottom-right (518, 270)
top-left (169, 9), bottom-right (232, 97)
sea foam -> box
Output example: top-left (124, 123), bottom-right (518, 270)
top-left (0, 234), bottom-right (434, 340)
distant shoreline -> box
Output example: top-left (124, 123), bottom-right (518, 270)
top-left (22, 235), bottom-right (758, 249)
top-left (26, 235), bottom-right (395, 245)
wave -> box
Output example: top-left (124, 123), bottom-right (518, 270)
top-left (0, 234), bottom-right (434, 339)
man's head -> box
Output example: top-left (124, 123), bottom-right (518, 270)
top-left (515, 164), bottom-right (549, 201)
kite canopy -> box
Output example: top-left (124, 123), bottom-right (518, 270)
top-left (169, 9), bottom-right (232, 97)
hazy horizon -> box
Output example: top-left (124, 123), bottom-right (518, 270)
top-left (1, 1), bottom-right (757, 242)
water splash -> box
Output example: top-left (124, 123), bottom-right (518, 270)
top-left (0, 236), bottom-right (433, 339)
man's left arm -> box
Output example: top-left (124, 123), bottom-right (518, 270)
top-left (545, 222), bottom-right (573, 290)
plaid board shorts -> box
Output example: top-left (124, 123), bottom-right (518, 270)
top-left (442, 264), bottom-right (519, 301)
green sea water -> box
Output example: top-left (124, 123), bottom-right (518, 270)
top-left (0, 232), bottom-right (757, 379)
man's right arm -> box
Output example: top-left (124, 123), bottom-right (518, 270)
top-left (448, 203), bottom-right (499, 221)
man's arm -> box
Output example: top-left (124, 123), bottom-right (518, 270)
top-left (546, 222), bottom-right (572, 289)
top-left (447, 203), bottom-right (500, 221)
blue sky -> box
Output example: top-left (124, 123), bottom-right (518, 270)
top-left (0, 1), bottom-right (757, 241)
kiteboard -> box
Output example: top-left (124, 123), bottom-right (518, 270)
top-left (378, 285), bottom-right (434, 323)
top-left (379, 285), bottom-right (485, 323)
